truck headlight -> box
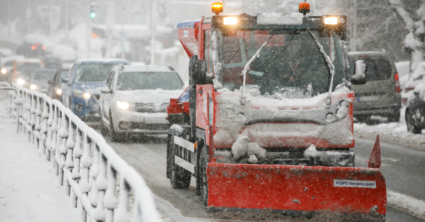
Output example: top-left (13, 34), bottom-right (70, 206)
top-left (324, 16), bottom-right (338, 25)
top-left (16, 78), bottom-right (25, 85)
top-left (223, 17), bottom-right (238, 25)
top-left (30, 84), bottom-right (37, 90)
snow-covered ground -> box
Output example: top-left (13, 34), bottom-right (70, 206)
top-left (0, 92), bottom-right (80, 222)
top-left (354, 107), bottom-right (425, 151)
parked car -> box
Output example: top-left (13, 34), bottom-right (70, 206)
top-left (402, 61), bottom-right (425, 105)
top-left (405, 80), bottom-right (425, 134)
top-left (11, 58), bottom-right (44, 83)
top-left (27, 69), bottom-right (57, 94)
top-left (61, 59), bottom-right (130, 121)
top-left (348, 51), bottom-right (401, 122)
top-left (47, 69), bottom-right (69, 100)
top-left (99, 65), bottom-right (184, 141)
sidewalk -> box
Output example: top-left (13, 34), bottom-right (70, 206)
top-left (0, 92), bottom-right (80, 222)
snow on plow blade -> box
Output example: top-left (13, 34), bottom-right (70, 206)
top-left (207, 163), bottom-right (386, 221)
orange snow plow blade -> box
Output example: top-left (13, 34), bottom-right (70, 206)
top-left (207, 163), bottom-right (386, 220)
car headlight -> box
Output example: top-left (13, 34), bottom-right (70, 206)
top-left (16, 78), bottom-right (25, 85)
top-left (73, 90), bottom-right (91, 99)
top-left (83, 92), bottom-right (91, 99)
top-left (1, 68), bottom-right (7, 74)
top-left (30, 84), bottom-right (37, 90)
top-left (117, 101), bottom-right (130, 110)
top-left (56, 88), bottom-right (62, 95)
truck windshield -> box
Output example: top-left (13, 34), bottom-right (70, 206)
top-left (218, 30), bottom-right (344, 98)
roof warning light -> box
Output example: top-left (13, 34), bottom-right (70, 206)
top-left (212, 2), bottom-right (223, 15)
top-left (299, 2), bottom-right (310, 16)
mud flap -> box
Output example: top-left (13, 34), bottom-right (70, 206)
top-left (207, 163), bottom-right (386, 219)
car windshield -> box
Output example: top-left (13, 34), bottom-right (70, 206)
top-left (117, 72), bottom-right (183, 90)
top-left (75, 63), bottom-right (118, 82)
top-left (214, 30), bottom-right (344, 98)
top-left (33, 70), bottom-right (56, 80)
top-left (16, 63), bottom-right (42, 71)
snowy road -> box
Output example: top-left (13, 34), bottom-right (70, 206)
top-left (103, 134), bottom-right (425, 222)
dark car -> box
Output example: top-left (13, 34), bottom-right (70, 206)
top-left (48, 69), bottom-right (69, 100)
top-left (28, 69), bottom-right (57, 94)
top-left (16, 42), bottom-right (46, 58)
top-left (406, 82), bottom-right (425, 134)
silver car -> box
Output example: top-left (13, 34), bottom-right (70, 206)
top-left (349, 51), bottom-right (402, 122)
top-left (99, 65), bottom-right (185, 141)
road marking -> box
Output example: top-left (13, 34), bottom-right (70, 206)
top-left (381, 157), bottom-right (399, 162)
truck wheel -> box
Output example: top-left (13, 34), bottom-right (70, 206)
top-left (170, 136), bottom-right (191, 189)
top-left (200, 144), bottom-right (208, 206)
top-left (406, 109), bottom-right (422, 134)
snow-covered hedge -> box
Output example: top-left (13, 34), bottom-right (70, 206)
top-left (10, 85), bottom-right (161, 222)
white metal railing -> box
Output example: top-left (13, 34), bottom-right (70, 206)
top-left (9, 84), bottom-right (162, 222)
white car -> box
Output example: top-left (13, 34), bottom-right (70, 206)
top-left (99, 65), bottom-right (185, 141)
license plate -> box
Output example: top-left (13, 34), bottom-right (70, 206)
top-left (358, 96), bottom-right (380, 102)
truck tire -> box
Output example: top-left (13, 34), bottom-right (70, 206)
top-left (200, 144), bottom-right (208, 206)
top-left (170, 135), bottom-right (191, 189)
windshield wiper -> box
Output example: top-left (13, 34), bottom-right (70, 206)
top-left (308, 30), bottom-right (335, 106)
top-left (241, 35), bottom-right (273, 105)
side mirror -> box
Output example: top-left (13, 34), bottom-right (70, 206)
top-left (351, 60), bottom-right (367, 85)
top-left (189, 56), bottom-right (207, 84)
top-left (101, 86), bottom-right (112, 94)
top-left (61, 77), bottom-right (70, 84)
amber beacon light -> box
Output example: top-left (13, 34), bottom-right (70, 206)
top-left (212, 2), bottom-right (223, 15)
top-left (299, 2), bottom-right (310, 16)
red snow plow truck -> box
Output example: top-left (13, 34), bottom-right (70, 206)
top-left (166, 2), bottom-right (386, 221)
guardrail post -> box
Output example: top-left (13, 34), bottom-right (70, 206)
top-left (65, 119), bottom-right (75, 196)
top-left (80, 133), bottom-right (92, 222)
top-left (114, 179), bottom-right (130, 222)
top-left (14, 91), bottom-right (23, 133)
top-left (35, 96), bottom-right (42, 147)
top-left (51, 105), bottom-right (59, 169)
top-left (94, 153), bottom-right (107, 222)
top-left (40, 99), bottom-right (49, 154)
top-left (104, 164), bottom-right (117, 222)
top-left (90, 143), bottom-right (100, 209)
top-left (30, 94), bottom-right (36, 144)
top-left (59, 110), bottom-right (69, 186)
top-left (72, 127), bottom-right (82, 208)
top-left (46, 102), bottom-right (54, 161)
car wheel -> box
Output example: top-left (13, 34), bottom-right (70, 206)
top-left (200, 144), bottom-right (208, 206)
top-left (109, 114), bottom-right (122, 142)
top-left (170, 135), bottom-right (191, 189)
top-left (388, 111), bottom-right (400, 122)
top-left (406, 109), bottom-right (422, 134)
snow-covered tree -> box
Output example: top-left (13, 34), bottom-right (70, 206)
top-left (387, 0), bottom-right (425, 75)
